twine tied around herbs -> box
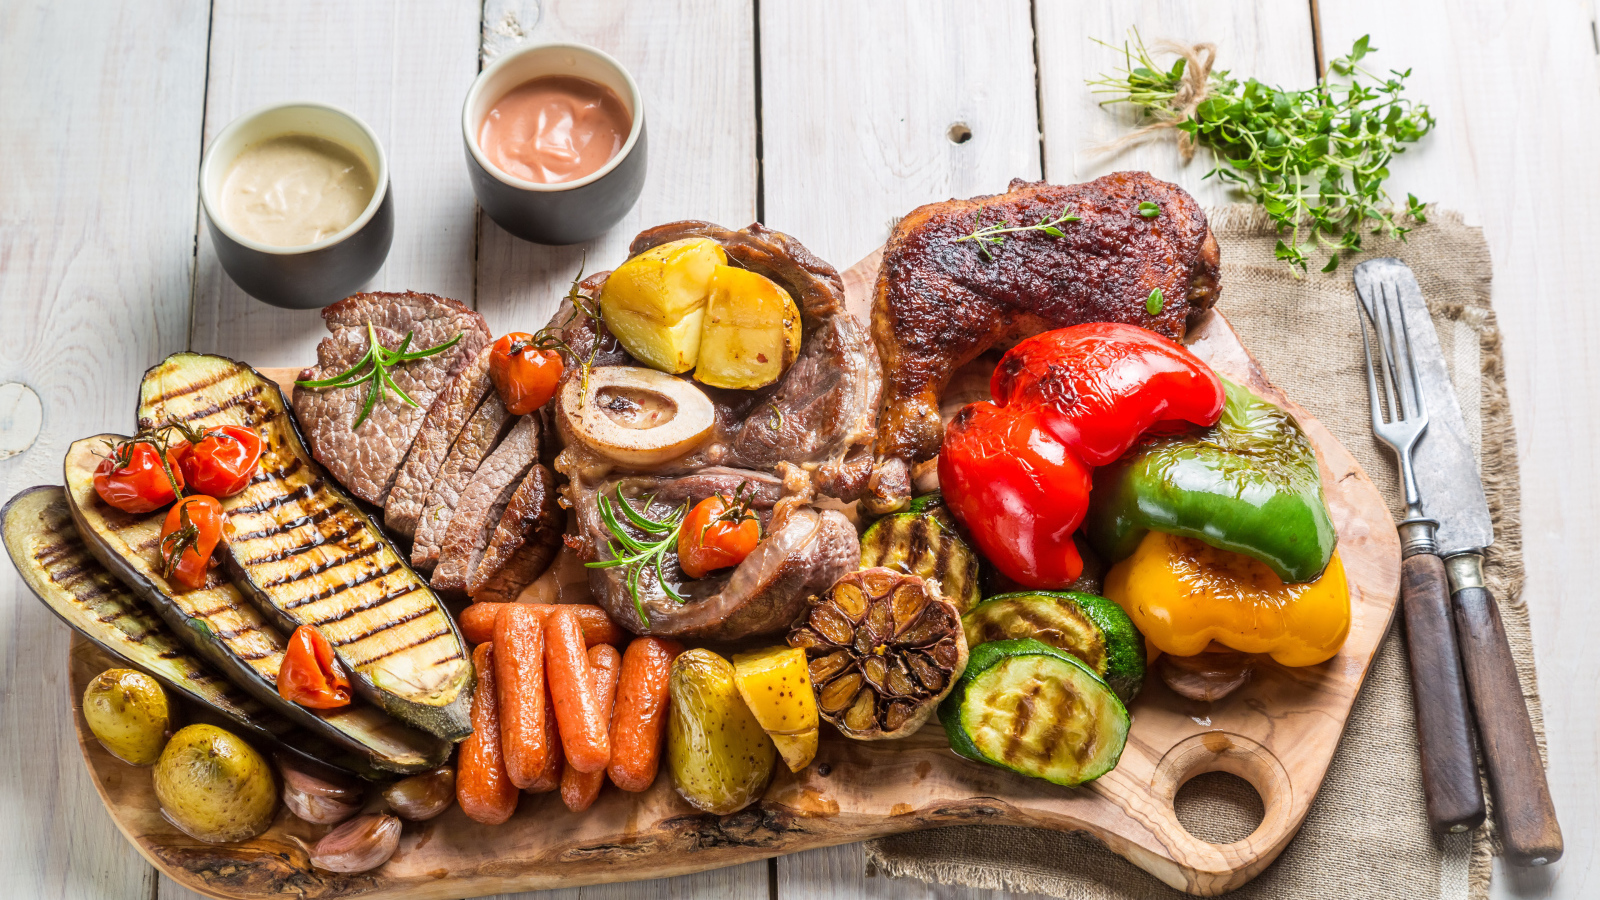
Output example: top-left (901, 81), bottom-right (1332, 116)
top-left (1091, 40), bottom-right (1216, 163)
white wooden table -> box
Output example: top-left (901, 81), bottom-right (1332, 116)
top-left (2, 1), bottom-right (1596, 898)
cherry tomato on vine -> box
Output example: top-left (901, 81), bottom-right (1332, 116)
top-left (159, 495), bottom-right (225, 591)
top-left (677, 492), bottom-right (762, 579)
top-left (489, 332), bottom-right (564, 415)
top-left (94, 439), bottom-right (185, 513)
top-left (174, 425), bottom-right (263, 498)
top-left (278, 625), bottom-right (352, 709)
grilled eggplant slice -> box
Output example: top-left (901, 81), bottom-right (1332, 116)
top-left (2, 486), bottom-right (378, 777)
top-left (61, 440), bottom-right (452, 772)
top-left (137, 352), bottom-right (473, 739)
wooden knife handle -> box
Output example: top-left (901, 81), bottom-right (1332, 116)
top-left (1400, 553), bottom-right (1486, 833)
top-left (1453, 584), bottom-right (1564, 865)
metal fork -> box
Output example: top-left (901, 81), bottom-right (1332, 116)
top-left (1356, 276), bottom-right (1487, 834)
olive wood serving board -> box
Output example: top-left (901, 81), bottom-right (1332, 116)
top-left (65, 248), bottom-right (1401, 898)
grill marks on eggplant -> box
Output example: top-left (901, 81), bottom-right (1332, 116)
top-left (137, 353), bottom-right (472, 739)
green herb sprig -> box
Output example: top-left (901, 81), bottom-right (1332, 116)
top-left (957, 209), bottom-right (1082, 261)
top-left (1090, 31), bottom-right (1434, 273)
top-left (295, 323), bottom-right (462, 428)
top-left (585, 489), bottom-right (689, 626)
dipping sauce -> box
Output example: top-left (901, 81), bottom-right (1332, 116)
top-left (220, 135), bottom-right (376, 247)
top-left (478, 76), bottom-right (631, 184)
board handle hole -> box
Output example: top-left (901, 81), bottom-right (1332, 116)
top-left (1174, 771), bottom-right (1264, 844)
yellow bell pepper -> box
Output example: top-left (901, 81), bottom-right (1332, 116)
top-left (1103, 530), bottom-right (1350, 667)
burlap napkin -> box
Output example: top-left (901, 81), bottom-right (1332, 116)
top-left (864, 207), bottom-right (1543, 899)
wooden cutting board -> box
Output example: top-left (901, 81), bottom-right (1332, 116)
top-left (65, 250), bottom-right (1401, 899)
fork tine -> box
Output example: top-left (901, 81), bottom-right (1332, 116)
top-left (1392, 279), bottom-right (1428, 419)
top-left (1378, 281), bottom-right (1417, 421)
top-left (1373, 282), bottom-right (1404, 422)
top-left (1357, 303), bottom-right (1386, 431)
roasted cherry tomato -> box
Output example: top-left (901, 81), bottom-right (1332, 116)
top-left (279, 625), bottom-right (352, 709)
top-left (677, 491), bottom-right (762, 580)
top-left (174, 425), bottom-right (262, 498)
top-left (159, 495), bottom-right (225, 591)
top-left (489, 332), bottom-right (564, 415)
top-left (94, 439), bottom-right (185, 513)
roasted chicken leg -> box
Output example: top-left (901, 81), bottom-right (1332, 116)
top-left (866, 172), bottom-right (1221, 512)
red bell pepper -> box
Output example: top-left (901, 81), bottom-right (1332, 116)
top-left (940, 323), bottom-right (1224, 588)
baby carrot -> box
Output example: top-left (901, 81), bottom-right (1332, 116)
top-left (460, 602), bottom-right (625, 647)
top-left (456, 642), bottom-right (519, 825)
top-left (524, 689), bottom-right (564, 793)
top-left (494, 603), bottom-right (550, 790)
top-left (561, 644), bottom-right (621, 812)
top-left (607, 637), bottom-right (683, 792)
top-left (547, 606), bottom-right (611, 773)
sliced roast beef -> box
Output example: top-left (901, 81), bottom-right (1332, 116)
top-left (411, 392), bottom-right (514, 571)
top-left (292, 291), bottom-right (490, 505)
top-left (432, 414), bottom-right (543, 593)
top-left (386, 347), bottom-right (495, 538)
top-left (569, 466), bottom-right (859, 640)
top-left (466, 462), bottom-right (564, 603)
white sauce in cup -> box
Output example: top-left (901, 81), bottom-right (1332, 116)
top-left (219, 135), bottom-right (375, 248)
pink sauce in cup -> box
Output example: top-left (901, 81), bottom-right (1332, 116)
top-left (478, 75), bottom-right (632, 184)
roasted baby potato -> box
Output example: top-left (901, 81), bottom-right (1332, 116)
top-left (732, 646), bottom-right (819, 771)
top-left (667, 648), bottom-right (776, 814)
top-left (695, 265), bottom-right (802, 390)
top-left (82, 668), bottom-right (171, 765)
top-left (599, 237), bottom-right (726, 373)
top-left (154, 724), bottom-right (277, 843)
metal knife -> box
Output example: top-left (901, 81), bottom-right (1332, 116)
top-left (1355, 258), bottom-right (1563, 866)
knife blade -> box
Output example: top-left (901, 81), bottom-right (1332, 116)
top-left (1354, 258), bottom-right (1562, 866)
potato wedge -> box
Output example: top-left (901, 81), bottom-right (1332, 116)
top-left (667, 649), bottom-right (776, 815)
top-left (695, 265), bottom-right (802, 390)
top-left (733, 646), bottom-right (819, 771)
top-left (599, 237), bottom-right (726, 373)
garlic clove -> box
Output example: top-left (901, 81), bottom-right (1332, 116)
top-left (382, 766), bottom-right (456, 821)
top-left (276, 753), bottom-right (364, 825)
top-left (310, 813), bottom-right (402, 874)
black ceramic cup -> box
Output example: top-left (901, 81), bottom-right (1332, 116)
top-left (463, 43), bottom-right (647, 245)
top-left (199, 103), bottom-right (393, 310)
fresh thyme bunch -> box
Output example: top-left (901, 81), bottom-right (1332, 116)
top-left (1090, 32), bottom-right (1435, 272)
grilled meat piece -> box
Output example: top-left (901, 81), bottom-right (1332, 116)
top-left (411, 393), bottom-right (514, 572)
top-left (467, 463), bottom-right (564, 603)
top-left (387, 346), bottom-right (495, 539)
top-left (433, 414), bottom-right (543, 594)
top-left (571, 467), bottom-right (859, 640)
top-left (293, 291), bottom-right (490, 505)
top-left (867, 173), bottom-right (1221, 512)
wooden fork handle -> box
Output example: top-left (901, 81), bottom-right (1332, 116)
top-left (1453, 582), bottom-right (1564, 865)
top-left (1400, 553), bottom-right (1487, 834)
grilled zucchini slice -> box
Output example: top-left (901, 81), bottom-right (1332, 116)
top-left (962, 591), bottom-right (1146, 702)
top-left (939, 639), bottom-right (1129, 786)
top-left (859, 494), bottom-right (981, 613)
top-left (2, 486), bottom-right (377, 776)
top-left (61, 440), bottom-right (452, 773)
top-left (135, 352), bottom-right (473, 740)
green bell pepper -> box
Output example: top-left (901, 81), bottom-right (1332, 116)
top-left (1084, 376), bottom-right (1336, 583)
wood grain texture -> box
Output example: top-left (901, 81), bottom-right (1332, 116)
top-left (0, 2), bottom-right (211, 897)
top-left (1034, 0), bottom-right (1316, 205)
top-left (757, 0), bottom-right (1042, 269)
top-left (73, 252), bottom-right (1401, 899)
top-left (473, 0), bottom-right (758, 340)
top-left (1312, 3), bottom-right (1600, 895)
top-left (190, 0), bottom-right (482, 367)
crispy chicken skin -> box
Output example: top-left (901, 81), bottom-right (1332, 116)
top-left (866, 172), bottom-right (1221, 512)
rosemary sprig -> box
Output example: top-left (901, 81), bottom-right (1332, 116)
top-left (768, 401), bottom-right (784, 432)
top-left (1089, 31), bottom-right (1433, 273)
top-left (584, 489), bottom-right (689, 626)
top-left (957, 209), bottom-right (1082, 261)
top-left (295, 323), bottom-right (462, 428)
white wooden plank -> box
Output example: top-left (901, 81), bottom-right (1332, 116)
top-left (0, 1), bottom-right (210, 898)
top-left (758, 0), bottom-right (1041, 269)
top-left (1036, 0), bottom-right (1316, 206)
top-left (189, 0), bottom-right (483, 367)
top-left (757, 2), bottom-right (1037, 896)
top-left (1313, 4), bottom-right (1600, 896)
top-left (471, 2), bottom-right (765, 898)
top-left (474, 0), bottom-right (760, 339)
